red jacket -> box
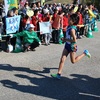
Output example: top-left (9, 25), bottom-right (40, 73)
top-left (52, 13), bottom-right (57, 21)
top-left (32, 15), bottom-right (42, 31)
top-left (52, 14), bottom-right (63, 29)
top-left (63, 16), bottom-right (68, 32)
top-left (22, 18), bottom-right (32, 28)
top-left (78, 13), bottom-right (83, 25)
top-left (42, 15), bottom-right (50, 22)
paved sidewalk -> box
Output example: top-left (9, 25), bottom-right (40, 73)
top-left (0, 22), bottom-right (100, 100)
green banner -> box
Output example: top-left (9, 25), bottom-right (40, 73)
top-left (7, 0), bottom-right (15, 4)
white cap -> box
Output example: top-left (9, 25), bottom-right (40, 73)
top-left (28, 24), bottom-right (34, 28)
top-left (43, 9), bottom-right (49, 14)
top-left (26, 24), bottom-right (35, 30)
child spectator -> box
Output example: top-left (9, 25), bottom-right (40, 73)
top-left (42, 8), bottom-right (52, 45)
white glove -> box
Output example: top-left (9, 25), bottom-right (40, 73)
top-left (39, 42), bottom-right (41, 45)
top-left (10, 34), bottom-right (13, 38)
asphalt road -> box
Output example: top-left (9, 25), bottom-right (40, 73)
top-left (0, 22), bottom-right (100, 100)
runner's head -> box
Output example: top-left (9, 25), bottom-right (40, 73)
top-left (69, 13), bottom-right (79, 25)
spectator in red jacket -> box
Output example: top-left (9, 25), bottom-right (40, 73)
top-left (52, 8), bottom-right (59, 21)
top-left (31, 9), bottom-right (42, 41)
top-left (22, 15), bottom-right (32, 30)
top-left (31, 9), bottom-right (41, 31)
top-left (63, 11), bottom-right (68, 38)
top-left (52, 11), bottom-right (64, 43)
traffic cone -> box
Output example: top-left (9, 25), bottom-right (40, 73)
top-left (93, 20), bottom-right (98, 32)
top-left (86, 24), bottom-right (93, 38)
top-left (13, 37), bottom-right (23, 53)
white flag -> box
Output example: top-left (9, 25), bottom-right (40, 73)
top-left (4, 0), bottom-right (9, 15)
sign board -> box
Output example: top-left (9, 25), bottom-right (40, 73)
top-left (6, 15), bottom-right (21, 34)
top-left (39, 21), bottom-right (52, 34)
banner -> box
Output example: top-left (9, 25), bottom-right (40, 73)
top-left (7, 0), bottom-right (15, 4)
top-left (39, 21), bottom-right (52, 34)
top-left (6, 15), bottom-right (21, 34)
top-left (4, 0), bottom-right (18, 15)
top-left (9, 0), bottom-right (18, 9)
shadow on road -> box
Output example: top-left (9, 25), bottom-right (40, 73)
top-left (0, 64), bottom-right (100, 100)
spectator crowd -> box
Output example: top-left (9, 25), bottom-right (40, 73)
top-left (0, 1), bottom-right (99, 53)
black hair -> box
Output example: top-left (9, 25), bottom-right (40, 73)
top-left (76, 8), bottom-right (81, 13)
top-left (58, 10), bottom-right (64, 15)
top-left (53, 8), bottom-right (58, 13)
top-left (25, 15), bottom-right (29, 19)
top-left (7, 10), bottom-right (13, 17)
top-left (12, 7), bottom-right (18, 13)
top-left (34, 9), bottom-right (39, 16)
top-left (70, 14), bottom-right (79, 25)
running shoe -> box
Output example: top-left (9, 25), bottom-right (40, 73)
top-left (84, 50), bottom-right (91, 58)
top-left (51, 74), bottom-right (61, 79)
